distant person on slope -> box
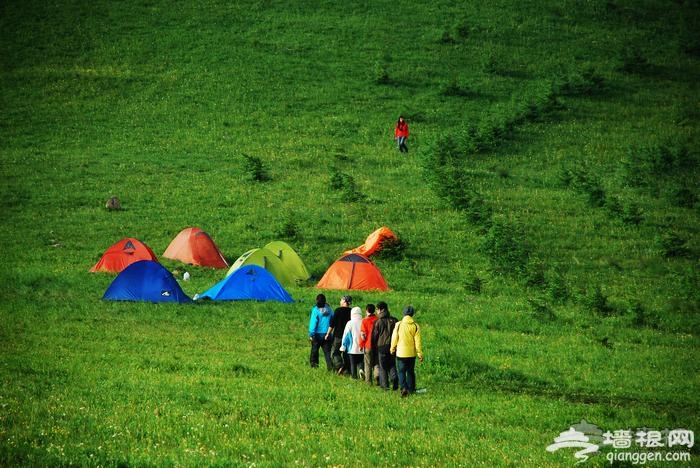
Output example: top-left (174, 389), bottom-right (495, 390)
top-left (329, 295), bottom-right (353, 375)
top-left (308, 293), bottom-right (334, 370)
top-left (390, 305), bottom-right (424, 397)
top-left (394, 115), bottom-right (409, 153)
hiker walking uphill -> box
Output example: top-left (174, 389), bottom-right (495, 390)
top-left (340, 307), bottom-right (365, 379)
top-left (330, 295), bottom-right (353, 374)
top-left (394, 115), bottom-right (409, 153)
top-left (308, 294), bottom-right (334, 370)
top-left (359, 304), bottom-right (378, 385)
top-left (372, 301), bottom-right (398, 390)
top-left (390, 305), bottom-right (424, 397)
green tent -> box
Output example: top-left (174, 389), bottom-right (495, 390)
top-left (226, 247), bottom-right (297, 287)
top-left (264, 241), bottom-right (311, 284)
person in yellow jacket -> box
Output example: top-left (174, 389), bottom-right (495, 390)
top-left (390, 305), bottom-right (424, 397)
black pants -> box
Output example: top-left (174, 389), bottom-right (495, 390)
top-left (377, 348), bottom-right (398, 390)
top-left (310, 335), bottom-right (333, 370)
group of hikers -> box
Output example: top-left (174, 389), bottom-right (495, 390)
top-left (308, 294), bottom-right (424, 397)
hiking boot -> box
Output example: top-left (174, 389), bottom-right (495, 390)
top-left (401, 389), bottom-right (409, 398)
top-left (337, 367), bottom-right (345, 375)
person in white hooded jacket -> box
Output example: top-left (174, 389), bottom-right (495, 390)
top-left (340, 306), bottom-right (365, 379)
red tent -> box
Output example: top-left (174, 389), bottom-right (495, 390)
top-left (162, 227), bottom-right (228, 268)
top-left (316, 253), bottom-right (389, 291)
top-left (343, 226), bottom-right (397, 257)
top-left (90, 238), bottom-right (159, 273)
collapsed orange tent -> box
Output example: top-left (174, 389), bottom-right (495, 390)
top-left (162, 227), bottom-right (228, 268)
top-left (344, 226), bottom-right (397, 257)
top-left (316, 253), bottom-right (389, 291)
top-left (90, 238), bottom-right (159, 273)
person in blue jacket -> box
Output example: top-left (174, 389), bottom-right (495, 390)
top-left (309, 293), bottom-right (334, 370)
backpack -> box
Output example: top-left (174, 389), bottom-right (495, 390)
top-left (373, 314), bottom-right (397, 349)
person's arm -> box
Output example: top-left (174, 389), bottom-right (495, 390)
top-left (390, 322), bottom-right (399, 355)
top-left (414, 323), bottom-right (423, 361)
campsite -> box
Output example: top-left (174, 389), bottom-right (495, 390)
top-left (1, 0), bottom-right (699, 466)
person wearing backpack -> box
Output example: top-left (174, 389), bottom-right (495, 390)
top-left (371, 301), bottom-right (398, 390)
top-left (340, 306), bottom-right (365, 379)
top-left (308, 294), bottom-right (334, 370)
top-left (359, 303), bottom-right (378, 385)
top-left (390, 305), bottom-right (424, 397)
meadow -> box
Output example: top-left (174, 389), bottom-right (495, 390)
top-left (1, 0), bottom-right (698, 466)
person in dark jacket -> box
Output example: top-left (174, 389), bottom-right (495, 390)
top-left (308, 294), bottom-right (334, 370)
top-left (329, 295), bottom-right (352, 374)
top-left (371, 301), bottom-right (398, 390)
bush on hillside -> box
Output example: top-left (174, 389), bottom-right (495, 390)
top-left (618, 44), bottom-right (649, 74)
top-left (330, 168), bottom-right (365, 203)
top-left (374, 236), bottom-right (407, 260)
top-left (656, 231), bottom-right (692, 258)
top-left (585, 285), bottom-right (615, 316)
top-left (622, 142), bottom-right (696, 188)
top-left (242, 154), bottom-right (270, 182)
top-left (481, 219), bottom-right (532, 276)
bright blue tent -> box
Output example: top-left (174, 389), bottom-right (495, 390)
top-left (198, 265), bottom-right (293, 302)
top-left (103, 260), bottom-right (192, 303)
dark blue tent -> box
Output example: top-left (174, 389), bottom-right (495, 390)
top-left (103, 260), bottom-right (192, 303)
top-left (197, 265), bottom-right (293, 303)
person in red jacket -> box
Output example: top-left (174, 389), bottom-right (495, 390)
top-left (394, 116), bottom-right (409, 153)
top-left (359, 303), bottom-right (378, 385)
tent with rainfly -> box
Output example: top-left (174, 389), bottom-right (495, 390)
top-left (90, 238), bottom-right (159, 273)
top-left (263, 241), bottom-right (310, 284)
top-left (316, 253), bottom-right (389, 291)
top-left (102, 260), bottom-right (193, 303)
top-left (227, 248), bottom-right (297, 287)
top-left (198, 265), bottom-right (293, 302)
top-left (162, 227), bottom-right (228, 268)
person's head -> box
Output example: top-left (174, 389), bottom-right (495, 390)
top-left (316, 294), bottom-right (327, 308)
top-left (340, 295), bottom-right (352, 307)
top-left (398, 115), bottom-right (405, 124)
top-left (351, 306), bottom-right (363, 320)
top-left (377, 301), bottom-right (388, 314)
top-left (403, 305), bottom-right (415, 317)
top-left (365, 304), bottom-right (376, 316)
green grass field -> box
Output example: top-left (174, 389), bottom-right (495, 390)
top-left (1, 0), bottom-right (699, 466)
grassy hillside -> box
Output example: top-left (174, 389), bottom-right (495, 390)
top-left (1, 0), bottom-right (698, 466)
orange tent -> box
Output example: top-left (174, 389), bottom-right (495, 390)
top-left (162, 227), bottom-right (228, 268)
top-left (90, 238), bottom-right (159, 273)
top-left (316, 253), bottom-right (389, 291)
top-left (344, 226), bottom-right (397, 257)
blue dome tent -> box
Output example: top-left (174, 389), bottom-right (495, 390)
top-left (198, 265), bottom-right (293, 303)
top-left (103, 260), bottom-right (192, 303)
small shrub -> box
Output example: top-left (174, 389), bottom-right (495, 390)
top-left (242, 154), bottom-right (270, 182)
top-left (373, 58), bottom-right (391, 85)
top-left (546, 269), bottom-right (570, 303)
top-left (276, 216), bottom-right (299, 239)
top-left (481, 219), bottom-right (532, 276)
top-left (441, 79), bottom-right (475, 97)
top-left (528, 297), bottom-right (557, 322)
top-left (586, 285), bottom-right (615, 316)
top-left (438, 30), bottom-right (456, 44)
top-left (330, 168), bottom-right (365, 203)
top-left (618, 45), bottom-right (649, 74)
top-left (656, 231), bottom-right (691, 258)
top-left (620, 201), bottom-right (643, 225)
top-left (374, 236), bottom-right (407, 260)
top-left (667, 185), bottom-right (697, 209)
top-left (464, 274), bottom-right (484, 295)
